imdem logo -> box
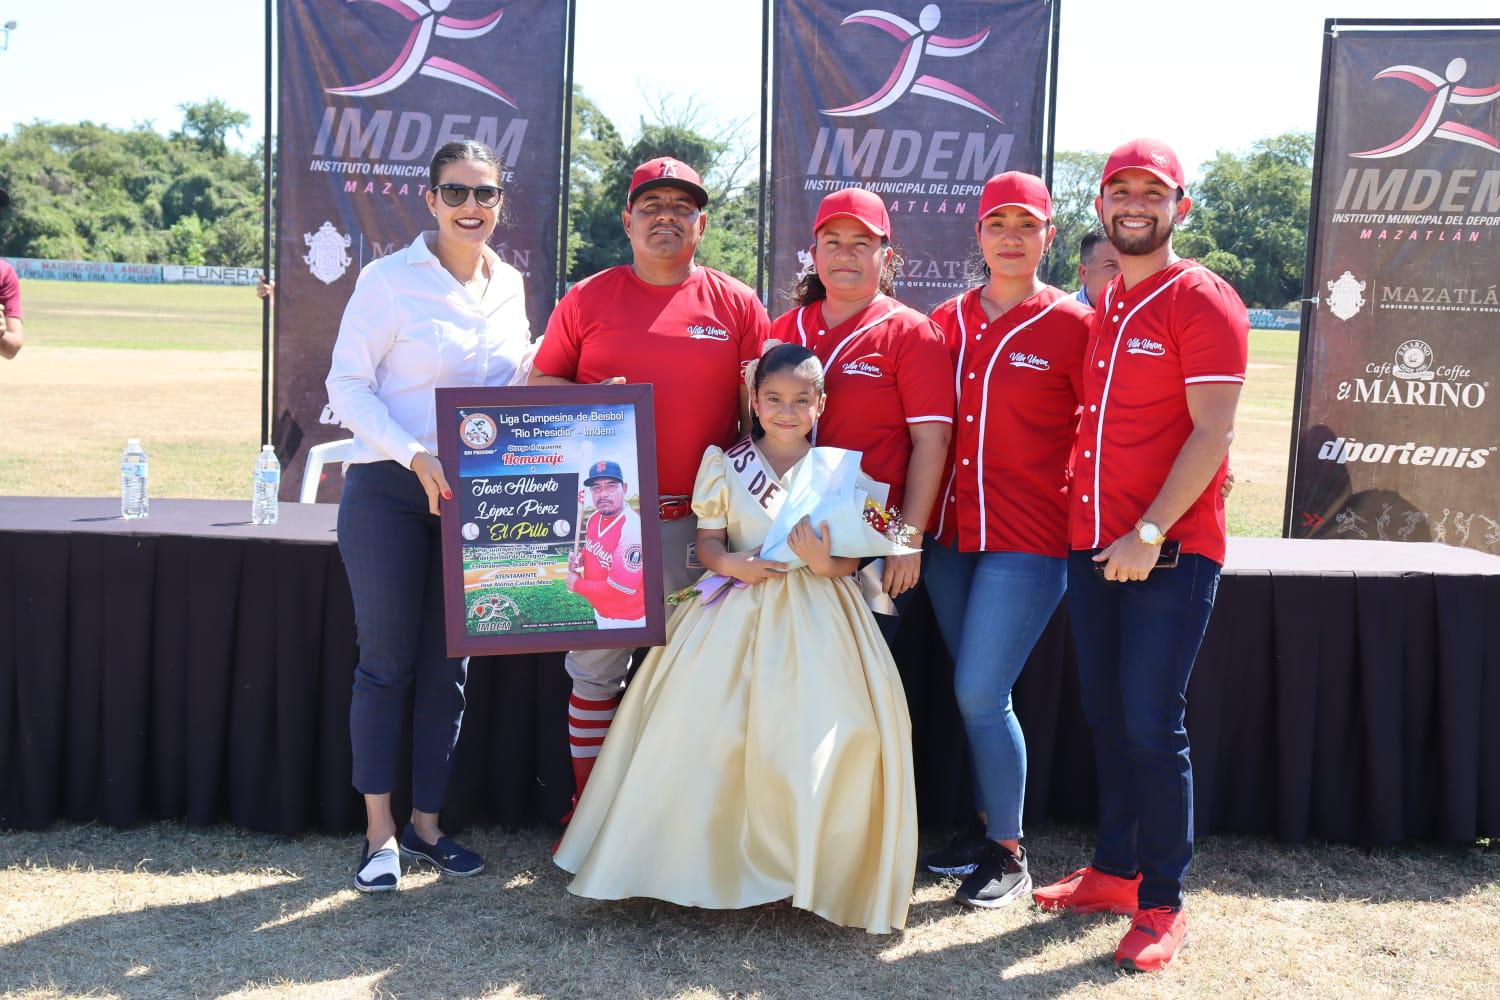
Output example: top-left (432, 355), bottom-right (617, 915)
top-left (328, 0), bottom-right (517, 108)
top-left (822, 4), bottom-right (1001, 123)
top-left (1355, 57), bottom-right (1500, 159)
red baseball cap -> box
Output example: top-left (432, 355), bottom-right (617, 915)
top-left (978, 171), bottom-right (1053, 222)
top-left (812, 187), bottom-right (890, 239)
top-left (627, 156), bottom-right (708, 208)
top-left (1101, 138), bottom-right (1187, 193)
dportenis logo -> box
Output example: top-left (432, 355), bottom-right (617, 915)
top-left (1316, 436), bottom-right (1490, 469)
top-left (328, 0), bottom-right (517, 108)
top-left (822, 4), bottom-right (1002, 124)
top-left (1355, 57), bottom-right (1500, 159)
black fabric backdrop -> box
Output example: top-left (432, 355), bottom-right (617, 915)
top-left (3, 499), bottom-right (1499, 844)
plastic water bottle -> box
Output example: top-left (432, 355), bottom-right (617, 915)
top-left (120, 439), bottom-right (149, 519)
top-left (251, 445), bottom-right (281, 525)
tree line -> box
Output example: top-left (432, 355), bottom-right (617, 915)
top-left (0, 94), bottom-right (1312, 309)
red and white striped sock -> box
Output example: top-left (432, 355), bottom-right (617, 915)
top-left (568, 692), bottom-right (619, 801)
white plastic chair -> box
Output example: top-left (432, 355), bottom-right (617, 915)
top-left (299, 438), bottom-right (354, 503)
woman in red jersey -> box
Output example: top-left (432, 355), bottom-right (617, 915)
top-left (768, 188), bottom-right (954, 628)
top-left (916, 172), bottom-right (1094, 909)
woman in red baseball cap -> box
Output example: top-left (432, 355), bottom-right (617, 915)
top-left (769, 187), bottom-right (955, 637)
top-left (917, 171), bottom-right (1095, 908)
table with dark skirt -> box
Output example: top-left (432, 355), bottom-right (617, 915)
top-left (3, 496), bottom-right (1498, 845)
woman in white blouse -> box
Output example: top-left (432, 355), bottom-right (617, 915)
top-left (325, 139), bottom-right (532, 892)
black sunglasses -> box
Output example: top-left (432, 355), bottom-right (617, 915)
top-left (435, 183), bottom-right (502, 208)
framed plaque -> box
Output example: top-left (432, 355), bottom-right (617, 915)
top-left (435, 384), bottom-right (664, 656)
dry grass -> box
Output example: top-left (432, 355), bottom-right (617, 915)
top-left (0, 345), bottom-right (261, 498)
top-left (0, 280), bottom-right (264, 499)
top-left (1226, 330), bottom-right (1298, 539)
top-left (2, 823), bottom-right (1496, 1000)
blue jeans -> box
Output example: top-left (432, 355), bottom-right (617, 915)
top-left (1066, 550), bottom-right (1220, 910)
top-left (924, 538), bottom-right (1066, 841)
top-left (338, 461), bottom-right (469, 814)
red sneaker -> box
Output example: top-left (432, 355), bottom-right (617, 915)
top-left (1031, 866), bottom-right (1140, 915)
top-left (1115, 906), bottom-right (1188, 972)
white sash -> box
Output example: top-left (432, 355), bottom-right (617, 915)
top-left (721, 438), bottom-right (896, 616)
top-left (721, 437), bottom-right (790, 526)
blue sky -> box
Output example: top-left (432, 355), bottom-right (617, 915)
top-left (0, 1), bottom-right (1496, 178)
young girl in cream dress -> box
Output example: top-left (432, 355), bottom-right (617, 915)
top-left (553, 342), bottom-right (916, 934)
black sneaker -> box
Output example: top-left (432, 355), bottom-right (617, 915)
top-left (399, 824), bottom-right (485, 877)
top-left (956, 843), bottom-right (1031, 908)
top-left (920, 818), bottom-right (990, 876)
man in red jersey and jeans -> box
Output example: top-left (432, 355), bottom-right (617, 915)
top-left (1031, 139), bottom-right (1248, 973)
top-left (531, 157), bottom-right (769, 816)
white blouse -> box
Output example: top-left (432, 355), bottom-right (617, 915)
top-left (325, 231), bottom-right (533, 467)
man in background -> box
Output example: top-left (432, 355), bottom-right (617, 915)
top-left (1073, 227), bottom-right (1122, 309)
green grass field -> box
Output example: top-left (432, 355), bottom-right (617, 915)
top-left (1, 281), bottom-right (1300, 537)
top-left (17, 279), bottom-right (265, 351)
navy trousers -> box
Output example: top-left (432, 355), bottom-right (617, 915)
top-left (338, 461), bottom-right (468, 814)
top-left (1065, 550), bottom-right (1220, 910)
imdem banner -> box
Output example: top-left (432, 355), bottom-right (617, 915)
top-left (1287, 25), bottom-right (1500, 551)
top-left (769, 0), bottom-right (1053, 313)
top-left (275, 0), bottom-right (570, 499)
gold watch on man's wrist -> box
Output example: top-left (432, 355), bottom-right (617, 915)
top-left (1135, 520), bottom-right (1166, 546)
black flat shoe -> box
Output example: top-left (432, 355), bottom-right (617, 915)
top-left (399, 824), bottom-right (484, 877)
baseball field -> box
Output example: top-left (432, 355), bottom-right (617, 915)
top-left (0, 279), bottom-right (1298, 539)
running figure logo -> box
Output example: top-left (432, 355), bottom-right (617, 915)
top-left (822, 4), bottom-right (1002, 124)
top-left (327, 0), bottom-right (517, 109)
top-left (1354, 57), bottom-right (1500, 158)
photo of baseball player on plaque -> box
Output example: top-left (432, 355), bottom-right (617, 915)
top-left (435, 384), bottom-right (663, 656)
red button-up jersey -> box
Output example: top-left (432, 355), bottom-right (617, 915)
top-left (576, 507), bottom-right (646, 622)
top-left (535, 266), bottom-right (769, 498)
top-left (1068, 259), bottom-right (1249, 564)
top-left (771, 295), bottom-right (955, 511)
top-left (929, 286), bottom-right (1091, 557)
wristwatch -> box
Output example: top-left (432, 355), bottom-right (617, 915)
top-left (1135, 520), bottom-right (1166, 546)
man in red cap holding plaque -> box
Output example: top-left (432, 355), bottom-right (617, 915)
top-left (532, 157), bottom-right (770, 815)
top-left (1031, 139), bottom-right (1248, 972)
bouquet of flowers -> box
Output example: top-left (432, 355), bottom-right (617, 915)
top-left (758, 446), bottom-right (920, 570)
top-left (666, 573), bottom-right (746, 608)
